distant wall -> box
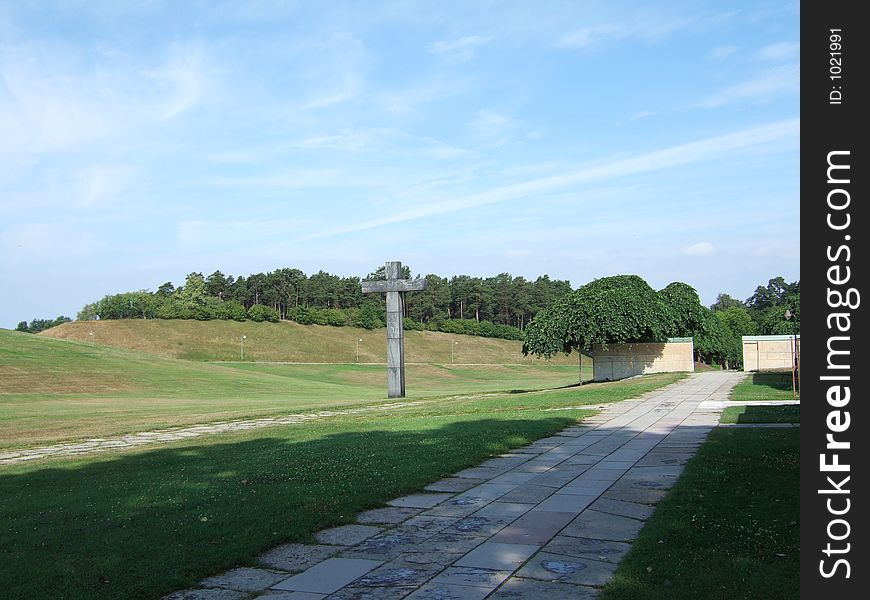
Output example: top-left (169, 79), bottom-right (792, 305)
top-left (742, 335), bottom-right (800, 371)
top-left (592, 338), bottom-right (695, 381)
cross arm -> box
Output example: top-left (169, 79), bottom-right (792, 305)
top-left (361, 279), bottom-right (428, 294)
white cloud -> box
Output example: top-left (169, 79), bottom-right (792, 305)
top-left (0, 40), bottom-right (213, 156)
top-left (428, 35), bottom-right (492, 60)
top-left (755, 42), bottom-right (799, 62)
top-left (73, 165), bottom-right (141, 208)
top-left (142, 43), bottom-right (208, 120)
top-left (698, 64), bottom-right (799, 108)
top-left (683, 242), bottom-right (715, 256)
top-left (557, 17), bottom-right (694, 51)
top-left (468, 109), bottom-right (529, 146)
top-left (301, 118), bottom-right (799, 240)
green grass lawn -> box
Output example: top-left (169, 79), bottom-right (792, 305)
top-left (0, 373), bottom-right (682, 600)
top-left (731, 371), bottom-right (799, 402)
top-left (720, 405), bottom-right (800, 424)
top-left (600, 428), bottom-right (799, 600)
top-left (0, 329), bottom-right (589, 449)
top-left (39, 318), bottom-right (580, 366)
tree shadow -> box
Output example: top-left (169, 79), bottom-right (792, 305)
top-left (749, 371), bottom-right (794, 392)
top-left (734, 404), bottom-right (800, 424)
top-left (0, 416), bottom-right (574, 600)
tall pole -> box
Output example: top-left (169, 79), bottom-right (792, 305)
top-left (240, 335), bottom-right (246, 361)
top-left (578, 351), bottom-right (583, 385)
top-left (356, 338), bottom-right (362, 363)
top-left (785, 309), bottom-right (797, 398)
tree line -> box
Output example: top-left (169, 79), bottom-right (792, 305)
top-left (74, 266), bottom-right (573, 340)
top-left (17, 269), bottom-right (798, 358)
top-left (523, 275), bottom-right (799, 369)
top-left (15, 316), bottom-right (72, 334)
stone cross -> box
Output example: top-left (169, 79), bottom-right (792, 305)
top-left (361, 261), bottom-right (427, 398)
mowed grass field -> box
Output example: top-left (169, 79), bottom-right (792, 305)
top-left (41, 318), bottom-right (579, 365)
top-left (0, 329), bottom-right (588, 449)
top-left (731, 370), bottom-right (799, 402)
top-left (1, 325), bottom-right (682, 600)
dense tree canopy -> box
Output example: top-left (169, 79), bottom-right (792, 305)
top-left (522, 274), bottom-right (789, 369)
top-left (522, 275), bottom-right (675, 358)
top-left (15, 316), bottom-right (72, 334)
top-left (76, 266), bottom-right (571, 342)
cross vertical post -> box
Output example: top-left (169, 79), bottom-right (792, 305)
top-left (361, 261), bottom-right (427, 398)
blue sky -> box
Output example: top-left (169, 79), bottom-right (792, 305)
top-left (0, 1), bottom-right (799, 328)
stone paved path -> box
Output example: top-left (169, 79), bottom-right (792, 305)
top-left (0, 401), bottom-right (423, 465)
top-left (163, 371), bottom-right (746, 600)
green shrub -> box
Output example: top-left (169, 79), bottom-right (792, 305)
top-left (215, 300), bottom-right (247, 321)
top-left (247, 304), bottom-right (279, 323)
top-left (403, 318), bottom-right (424, 331)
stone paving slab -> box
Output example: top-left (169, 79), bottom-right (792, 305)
top-left (200, 567), bottom-right (288, 592)
top-left (162, 589), bottom-right (250, 600)
top-left (487, 577), bottom-right (599, 599)
top-left (272, 558), bottom-right (384, 594)
top-left (315, 525), bottom-right (383, 546)
top-left (258, 544), bottom-right (343, 572)
top-left (515, 552), bottom-right (618, 586)
top-left (497, 484), bottom-right (556, 504)
top-left (429, 566), bottom-right (513, 589)
top-left (454, 542), bottom-right (540, 571)
top-left (165, 372), bottom-right (746, 600)
top-left (404, 582), bottom-right (492, 600)
top-left (425, 478), bottom-right (486, 493)
top-left (258, 592), bottom-right (327, 600)
top-left (489, 510), bottom-right (574, 545)
top-left (588, 497), bottom-right (655, 521)
top-left (542, 536), bottom-right (632, 564)
top-left (341, 530), bottom-right (432, 561)
top-left (388, 493), bottom-right (455, 509)
top-left (357, 506), bottom-right (422, 524)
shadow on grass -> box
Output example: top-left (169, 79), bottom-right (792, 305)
top-left (0, 415), bottom-right (574, 600)
top-left (750, 371), bottom-right (795, 392)
top-left (735, 404), bottom-right (800, 424)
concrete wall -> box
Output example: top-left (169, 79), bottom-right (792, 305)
top-left (592, 338), bottom-right (695, 381)
top-left (742, 335), bottom-right (800, 371)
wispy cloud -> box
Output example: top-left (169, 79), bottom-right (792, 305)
top-left (428, 35), bottom-right (492, 60)
top-left (301, 118), bottom-right (799, 240)
top-left (755, 41), bottom-right (799, 62)
top-left (556, 17), bottom-right (694, 51)
top-left (683, 242), bottom-right (715, 256)
top-left (0, 40), bottom-right (213, 156)
top-left (698, 64), bottom-right (799, 108)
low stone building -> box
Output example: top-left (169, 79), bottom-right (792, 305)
top-left (742, 335), bottom-right (800, 371)
top-left (592, 337), bottom-right (695, 381)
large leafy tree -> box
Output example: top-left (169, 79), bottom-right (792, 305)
top-left (523, 275), bottom-right (673, 358)
top-left (710, 293), bottom-right (743, 312)
top-left (658, 282), bottom-right (707, 337)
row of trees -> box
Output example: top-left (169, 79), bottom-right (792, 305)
top-left (79, 267), bottom-right (573, 332)
top-left (523, 275), bottom-right (800, 369)
top-left (15, 316), bottom-right (72, 334)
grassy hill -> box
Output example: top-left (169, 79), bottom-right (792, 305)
top-left (1, 328), bottom-right (583, 448)
top-left (41, 318), bottom-right (578, 365)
